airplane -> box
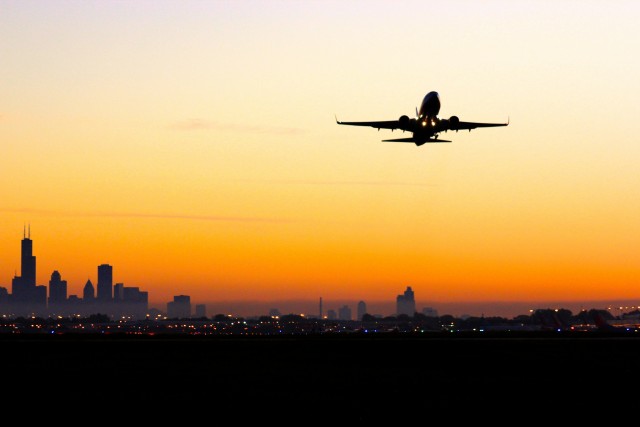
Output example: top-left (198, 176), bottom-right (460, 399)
top-left (592, 310), bottom-right (640, 333)
top-left (531, 308), bottom-right (571, 331)
top-left (336, 91), bottom-right (509, 146)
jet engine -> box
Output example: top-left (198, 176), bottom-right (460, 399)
top-left (398, 115), bottom-right (410, 128)
top-left (448, 115), bottom-right (460, 130)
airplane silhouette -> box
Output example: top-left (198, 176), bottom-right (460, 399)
top-left (592, 311), bottom-right (639, 333)
top-left (336, 91), bottom-right (508, 146)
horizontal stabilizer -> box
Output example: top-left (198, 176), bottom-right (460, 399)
top-left (381, 137), bottom-right (416, 143)
top-left (421, 139), bottom-right (451, 143)
top-left (382, 137), bottom-right (452, 144)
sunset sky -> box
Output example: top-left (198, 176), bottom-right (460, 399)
top-left (1, 1), bottom-right (639, 318)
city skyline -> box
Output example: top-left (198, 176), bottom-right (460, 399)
top-left (2, 2), bottom-right (639, 318)
top-left (1, 226), bottom-right (150, 318)
top-left (0, 226), bottom-right (636, 319)
top-left (0, 225), bottom-right (431, 318)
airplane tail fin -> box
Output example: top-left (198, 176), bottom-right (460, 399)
top-left (593, 312), bottom-right (616, 331)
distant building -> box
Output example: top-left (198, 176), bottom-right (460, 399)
top-left (0, 287), bottom-right (8, 312)
top-left (48, 270), bottom-right (67, 305)
top-left (167, 295), bottom-right (191, 319)
top-left (326, 309), bottom-right (337, 320)
top-left (115, 286), bottom-right (148, 319)
top-left (10, 226), bottom-right (46, 316)
top-left (356, 300), bottom-right (367, 321)
top-left (422, 307), bottom-right (438, 317)
top-left (396, 286), bottom-right (416, 316)
top-left (17, 226), bottom-right (36, 289)
top-left (113, 283), bottom-right (124, 302)
top-left (97, 264), bottom-right (113, 302)
top-left (338, 305), bottom-right (352, 321)
top-left (195, 304), bottom-right (206, 318)
top-left (83, 279), bottom-right (95, 301)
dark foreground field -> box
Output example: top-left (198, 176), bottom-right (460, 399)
top-left (2, 331), bottom-right (638, 421)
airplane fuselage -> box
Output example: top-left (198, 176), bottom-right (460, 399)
top-left (418, 91), bottom-right (441, 117)
top-left (398, 91), bottom-right (457, 143)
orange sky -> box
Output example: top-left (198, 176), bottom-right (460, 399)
top-left (1, 1), bottom-right (639, 317)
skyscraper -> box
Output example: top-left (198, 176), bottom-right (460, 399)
top-left (21, 225), bottom-right (36, 287)
top-left (338, 305), bottom-right (352, 321)
top-left (113, 283), bottom-right (124, 302)
top-left (83, 279), bottom-right (95, 301)
top-left (11, 225), bottom-right (45, 314)
top-left (396, 286), bottom-right (416, 317)
top-left (167, 295), bottom-right (191, 319)
top-left (48, 270), bottom-right (67, 304)
top-left (97, 264), bottom-right (113, 302)
top-left (357, 300), bottom-right (367, 321)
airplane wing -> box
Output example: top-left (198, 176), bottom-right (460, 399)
top-left (335, 118), bottom-right (401, 130)
top-left (335, 113), bottom-right (509, 147)
top-left (454, 120), bottom-right (509, 131)
top-left (336, 117), bottom-right (509, 132)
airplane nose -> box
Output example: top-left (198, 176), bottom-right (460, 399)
top-left (421, 92), bottom-right (441, 117)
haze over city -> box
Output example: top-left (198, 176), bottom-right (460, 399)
top-left (1, 1), bottom-right (639, 319)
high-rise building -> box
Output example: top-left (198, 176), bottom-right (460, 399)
top-left (338, 305), bottom-right (352, 321)
top-left (97, 264), bottom-right (113, 302)
top-left (396, 286), bottom-right (416, 317)
top-left (10, 226), bottom-right (46, 315)
top-left (48, 270), bottom-right (67, 304)
top-left (83, 279), bottom-right (95, 301)
top-left (122, 287), bottom-right (146, 302)
top-left (117, 286), bottom-right (149, 319)
top-left (12, 225), bottom-right (37, 301)
top-left (195, 304), bottom-right (206, 318)
top-left (356, 300), bottom-right (367, 321)
top-left (21, 225), bottom-right (36, 287)
top-left (113, 283), bottom-right (124, 302)
top-left (167, 295), bottom-right (191, 319)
